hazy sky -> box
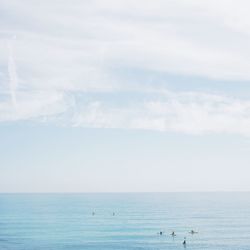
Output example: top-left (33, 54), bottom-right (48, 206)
top-left (1, 0), bottom-right (250, 192)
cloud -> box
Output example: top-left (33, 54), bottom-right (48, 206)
top-left (1, 0), bottom-right (250, 84)
top-left (7, 39), bottom-right (18, 107)
top-left (1, 0), bottom-right (250, 136)
top-left (71, 91), bottom-right (250, 136)
top-left (0, 90), bottom-right (72, 122)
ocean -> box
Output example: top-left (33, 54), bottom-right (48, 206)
top-left (0, 193), bottom-right (250, 250)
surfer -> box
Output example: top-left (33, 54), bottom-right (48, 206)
top-left (183, 237), bottom-right (186, 246)
top-left (189, 230), bottom-right (198, 234)
top-left (171, 231), bottom-right (176, 236)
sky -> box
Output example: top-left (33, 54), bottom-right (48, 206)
top-left (1, 0), bottom-right (250, 192)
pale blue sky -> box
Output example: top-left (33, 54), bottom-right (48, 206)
top-left (1, 122), bottom-right (250, 192)
top-left (1, 0), bottom-right (250, 192)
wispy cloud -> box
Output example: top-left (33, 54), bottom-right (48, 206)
top-left (7, 38), bottom-right (17, 107)
top-left (1, 0), bottom-right (250, 136)
top-left (0, 90), bottom-right (72, 122)
top-left (71, 91), bottom-right (250, 136)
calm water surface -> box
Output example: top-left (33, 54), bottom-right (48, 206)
top-left (0, 193), bottom-right (250, 250)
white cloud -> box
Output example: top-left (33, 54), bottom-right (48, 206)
top-left (1, 0), bottom-right (250, 136)
top-left (1, 0), bottom-right (250, 84)
top-left (0, 90), bottom-right (71, 122)
top-left (7, 39), bottom-right (17, 107)
top-left (72, 91), bottom-right (250, 136)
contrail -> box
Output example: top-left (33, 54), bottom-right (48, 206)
top-left (7, 38), bottom-right (18, 107)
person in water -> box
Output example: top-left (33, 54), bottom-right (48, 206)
top-left (183, 237), bottom-right (186, 246)
top-left (190, 230), bottom-right (198, 234)
top-left (171, 231), bottom-right (176, 236)
top-left (160, 231), bottom-right (163, 235)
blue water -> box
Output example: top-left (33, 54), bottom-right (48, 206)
top-left (0, 193), bottom-right (250, 250)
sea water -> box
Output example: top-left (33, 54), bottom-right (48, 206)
top-left (0, 193), bottom-right (250, 250)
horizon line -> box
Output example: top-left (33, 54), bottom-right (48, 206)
top-left (1, 191), bottom-right (250, 194)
